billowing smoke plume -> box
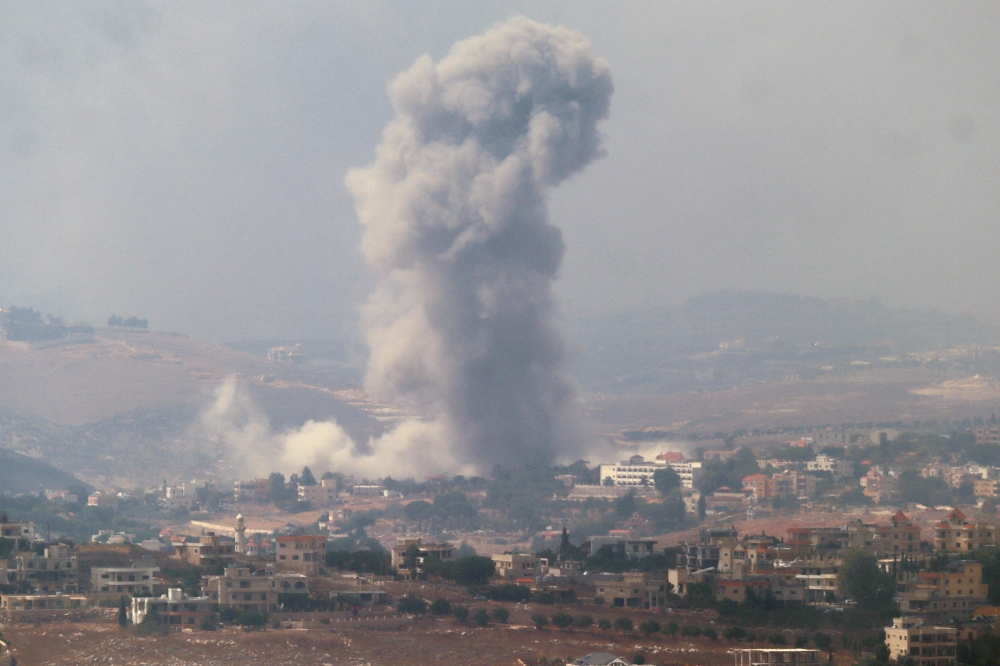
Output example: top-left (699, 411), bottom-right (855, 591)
top-left (195, 18), bottom-right (612, 478)
top-left (346, 17), bottom-right (613, 470)
top-left (197, 378), bottom-right (469, 479)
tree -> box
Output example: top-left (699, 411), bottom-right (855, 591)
top-left (492, 607), bottom-right (509, 623)
top-left (838, 549), bottom-right (895, 607)
top-left (614, 617), bottom-right (633, 632)
top-left (663, 621), bottom-right (678, 637)
top-left (299, 467), bottom-right (316, 486)
top-left (473, 609), bottom-right (491, 626)
top-left (639, 620), bottom-right (661, 637)
top-left (603, 476), bottom-right (615, 487)
top-left (430, 598), bottom-right (452, 616)
top-left (404, 500), bottom-right (434, 530)
top-left (452, 605), bottom-right (470, 622)
top-left (531, 613), bottom-right (549, 629)
top-left (551, 612), bottom-right (574, 629)
top-left (653, 468), bottom-right (681, 495)
top-left (574, 614), bottom-right (593, 628)
top-left (697, 494), bottom-right (707, 520)
top-left (812, 633), bottom-right (833, 651)
top-left (598, 618), bottom-right (612, 631)
top-left (268, 473), bottom-right (286, 502)
top-left (117, 596), bottom-right (129, 628)
top-left (396, 595), bottom-right (427, 615)
top-left (703, 627), bottom-right (718, 641)
top-left (614, 491), bottom-right (637, 518)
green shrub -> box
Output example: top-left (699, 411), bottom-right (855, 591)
top-left (614, 617), bottom-right (633, 632)
top-left (639, 620), bottom-right (661, 637)
top-left (703, 627), bottom-right (717, 641)
top-left (473, 609), bottom-right (491, 626)
top-left (531, 613), bottom-right (549, 629)
top-left (724, 626), bottom-right (746, 641)
top-left (397, 595), bottom-right (428, 616)
top-left (551, 612), bottom-right (574, 629)
top-left (598, 618), bottom-right (612, 631)
top-left (492, 607), bottom-right (509, 623)
top-left (430, 598), bottom-right (452, 616)
top-left (768, 632), bottom-right (787, 645)
top-left (574, 614), bottom-right (594, 628)
top-left (663, 621), bottom-right (678, 637)
top-left (453, 605), bottom-right (470, 622)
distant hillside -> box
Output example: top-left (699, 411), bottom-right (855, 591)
top-left (0, 448), bottom-right (87, 495)
top-left (567, 291), bottom-right (1000, 392)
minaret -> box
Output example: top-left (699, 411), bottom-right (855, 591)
top-left (235, 513), bottom-right (246, 554)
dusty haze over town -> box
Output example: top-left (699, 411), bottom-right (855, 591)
top-left (1, 2), bottom-right (998, 343)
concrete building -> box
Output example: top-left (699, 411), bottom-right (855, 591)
top-left (884, 616), bottom-right (957, 665)
top-left (91, 562), bottom-right (160, 595)
top-left (874, 510), bottom-right (922, 555)
top-left (733, 649), bottom-right (823, 665)
top-left (130, 588), bottom-right (212, 627)
top-left (0, 511), bottom-right (35, 550)
top-left (233, 478), bottom-right (270, 502)
top-left (715, 578), bottom-right (772, 603)
top-left (589, 536), bottom-right (657, 559)
top-left (594, 572), bottom-right (668, 609)
top-left (806, 454), bottom-right (854, 478)
top-left (771, 471), bottom-right (816, 499)
top-left (202, 566), bottom-right (308, 613)
top-left (15, 545), bottom-right (79, 592)
top-left (492, 552), bottom-right (539, 579)
top-left (173, 533), bottom-right (237, 568)
top-left (933, 508), bottom-right (997, 553)
top-left (390, 537), bottom-right (454, 580)
top-left (860, 470), bottom-right (900, 504)
top-left (680, 526), bottom-right (739, 571)
top-left (298, 479), bottom-right (339, 506)
top-left (896, 560), bottom-right (989, 620)
top-left (599, 455), bottom-right (703, 489)
top-left (0, 594), bottom-right (88, 610)
top-left (742, 474), bottom-right (773, 500)
top-left (275, 535), bottom-right (327, 575)
top-left (972, 424), bottom-right (1000, 445)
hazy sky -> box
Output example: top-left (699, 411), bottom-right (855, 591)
top-left (1, 2), bottom-right (997, 341)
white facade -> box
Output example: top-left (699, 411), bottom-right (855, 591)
top-left (599, 455), bottom-right (703, 489)
top-left (806, 455), bottom-right (854, 478)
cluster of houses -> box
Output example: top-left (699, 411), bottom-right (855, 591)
top-left (0, 510), bottom-right (367, 627)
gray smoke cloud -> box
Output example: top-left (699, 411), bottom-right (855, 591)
top-left (346, 17), bottom-right (613, 471)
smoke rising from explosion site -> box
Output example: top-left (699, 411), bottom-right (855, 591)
top-left (201, 17), bottom-right (613, 478)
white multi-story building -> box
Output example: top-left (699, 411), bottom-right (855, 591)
top-left (91, 563), bottom-right (160, 595)
top-left (298, 479), bottom-right (339, 506)
top-left (805, 455), bottom-right (854, 478)
top-left (599, 455), bottom-right (703, 489)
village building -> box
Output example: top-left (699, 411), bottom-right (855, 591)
top-left (0, 511), bottom-right (35, 550)
top-left (298, 479), bottom-right (339, 506)
top-left (14, 545), bottom-right (79, 593)
top-left (0, 594), bottom-right (88, 611)
top-left (233, 478), bottom-right (270, 502)
top-left (933, 508), bottom-right (997, 553)
top-left (390, 537), bottom-right (454, 580)
top-left (491, 552), bottom-right (538, 579)
top-left (91, 561), bottom-right (160, 595)
top-left (884, 616), bottom-right (957, 665)
top-left (130, 588), bottom-right (212, 627)
top-left (896, 560), bottom-right (989, 620)
top-left (275, 535), bottom-right (327, 575)
top-left (173, 533), bottom-right (238, 568)
top-left (594, 572), bottom-right (668, 609)
top-left (202, 566), bottom-right (309, 613)
top-left (599, 455), bottom-right (704, 489)
top-left (733, 648), bottom-right (823, 665)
